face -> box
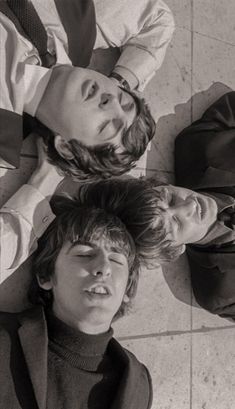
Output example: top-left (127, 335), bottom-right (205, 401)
top-left (37, 66), bottom-right (137, 150)
top-left (154, 185), bottom-right (218, 246)
top-left (39, 238), bottom-right (129, 334)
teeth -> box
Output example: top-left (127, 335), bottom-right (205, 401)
top-left (88, 286), bottom-right (108, 295)
top-left (198, 202), bottom-right (202, 216)
top-left (197, 199), bottom-right (204, 218)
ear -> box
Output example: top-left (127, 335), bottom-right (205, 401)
top-left (54, 135), bottom-right (75, 160)
top-left (36, 275), bottom-right (53, 291)
top-left (180, 244), bottom-right (186, 255)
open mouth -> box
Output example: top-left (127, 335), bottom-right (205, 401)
top-left (85, 284), bottom-right (111, 298)
top-left (195, 197), bottom-right (206, 220)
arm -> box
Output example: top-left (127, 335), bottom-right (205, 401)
top-left (94, 0), bottom-right (175, 91)
top-left (175, 92), bottom-right (235, 188)
top-left (0, 139), bottom-right (64, 283)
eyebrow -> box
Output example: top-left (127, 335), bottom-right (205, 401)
top-left (69, 241), bottom-right (127, 256)
top-left (68, 241), bottom-right (96, 253)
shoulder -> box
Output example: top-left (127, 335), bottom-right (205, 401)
top-left (0, 306), bottom-right (43, 333)
top-left (109, 337), bottom-right (153, 407)
top-left (0, 311), bottom-right (20, 330)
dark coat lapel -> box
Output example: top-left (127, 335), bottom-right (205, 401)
top-left (188, 244), bottom-right (235, 269)
top-left (191, 166), bottom-right (235, 191)
top-left (110, 339), bottom-right (152, 409)
top-left (0, 109), bottom-right (23, 168)
top-left (18, 307), bottom-right (48, 409)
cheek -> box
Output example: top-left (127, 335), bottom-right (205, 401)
top-left (76, 113), bottom-right (98, 143)
top-left (116, 271), bottom-right (129, 293)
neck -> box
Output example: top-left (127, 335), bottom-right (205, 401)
top-left (35, 67), bottom-right (62, 130)
top-left (52, 305), bottom-right (111, 335)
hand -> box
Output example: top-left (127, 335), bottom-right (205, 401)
top-left (28, 137), bottom-right (64, 198)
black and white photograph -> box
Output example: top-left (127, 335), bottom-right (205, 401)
top-left (0, 0), bottom-right (235, 408)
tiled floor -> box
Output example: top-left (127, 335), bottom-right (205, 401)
top-left (1, 1), bottom-right (235, 408)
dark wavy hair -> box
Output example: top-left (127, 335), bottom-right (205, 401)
top-left (28, 198), bottom-right (140, 320)
top-left (34, 89), bottom-right (155, 181)
top-left (77, 177), bottom-right (185, 265)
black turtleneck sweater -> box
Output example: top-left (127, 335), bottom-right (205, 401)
top-left (46, 313), bottom-right (124, 409)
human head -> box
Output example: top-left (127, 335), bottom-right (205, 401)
top-left (151, 184), bottom-right (218, 250)
top-left (36, 66), bottom-right (155, 181)
top-left (77, 179), bottom-right (218, 264)
top-left (29, 197), bottom-right (139, 333)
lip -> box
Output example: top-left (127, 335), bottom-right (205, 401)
top-left (190, 196), bottom-right (201, 222)
top-left (84, 283), bottom-right (112, 297)
top-left (197, 197), bottom-right (206, 220)
top-left (194, 196), bottom-right (207, 221)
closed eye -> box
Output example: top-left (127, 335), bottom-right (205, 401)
top-left (173, 215), bottom-right (181, 231)
top-left (169, 195), bottom-right (176, 206)
top-left (109, 252), bottom-right (127, 266)
top-left (118, 91), bottom-right (135, 112)
top-left (110, 258), bottom-right (124, 266)
top-left (122, 101), bottom-right (135, 112)
top-left (75, 254), bottom-right (92, 258)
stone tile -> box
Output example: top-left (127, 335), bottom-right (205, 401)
top-left (192, 34), bottom-right (235, 120)
top-left (167, 0), bottom-right (191, 31)
top-left (146, 27), bottom-right (192, 173)
top-left (120, 334), bottom-right (191, 409)
top-left (192, 296), bottom-right (235, 331)
top-left (191, 81), bottom-right (233, 123)
top-left (0, 156), bottom-right (37, 207)
top-left (192, 329), bottom-right (235, 409)
top-left (113, 262), bottom-right (191, 338)
top-left (194, 0), bottom-right (235, 45)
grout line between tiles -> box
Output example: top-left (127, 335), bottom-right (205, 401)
top-left (175, 25), bottom-right (235, 48)
top-left (117, 323), bottom-right (235, 341)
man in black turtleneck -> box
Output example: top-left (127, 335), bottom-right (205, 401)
top-left (0, 195), bottom-right (152, 409)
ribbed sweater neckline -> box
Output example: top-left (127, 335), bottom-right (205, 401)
top-left (46, 311), bottom-right (113, 371)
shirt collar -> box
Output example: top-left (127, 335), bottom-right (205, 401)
top-left (24, 33), bottom-right (72, 117)
top-left (24, 64), bottom-right (53, 116)
top-left (194, 192), bottom-right (235, 247)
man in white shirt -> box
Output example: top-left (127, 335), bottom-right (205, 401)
top-left (0, 0), bottom-right (174, 180)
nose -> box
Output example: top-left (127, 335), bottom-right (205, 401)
top-left (91, 254), bottom-right (112, 278)
top-left (170, 198), bottom-right (197, 219)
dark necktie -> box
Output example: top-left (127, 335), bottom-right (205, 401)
top-left (7, 0), bottom-right (56, 67)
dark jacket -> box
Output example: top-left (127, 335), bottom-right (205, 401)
top-left (0, 0), bottom-right (96, 169)
top-left (175, 91), bottom-right (235, 318)
top-left (0, 306), bottom-right (153, 409)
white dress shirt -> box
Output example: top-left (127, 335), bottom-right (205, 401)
top-left (0, 0), bottom-right (174, 167)
top-left (0, 0), bottom-right (175, 281)
top-left (94, 0), bottom-right (175, 91)
top-left (0, 185), bottom-right (55, 284)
